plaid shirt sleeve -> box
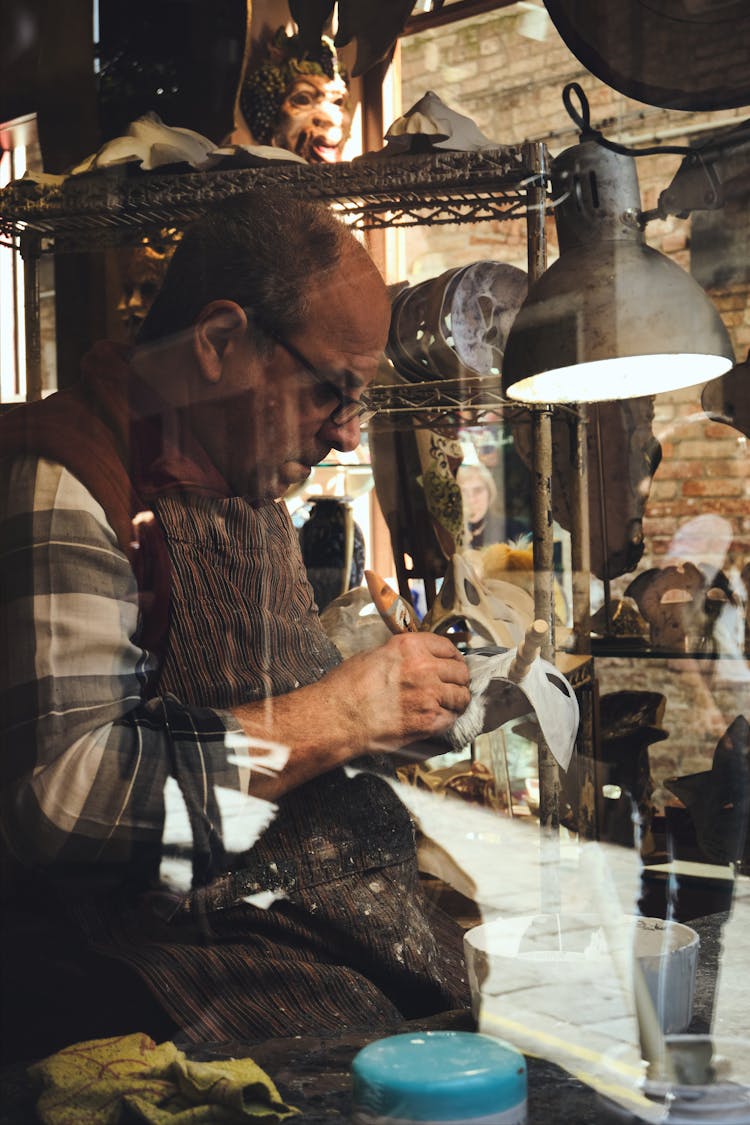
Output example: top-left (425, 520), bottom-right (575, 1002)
top-left (0, 455), bottom-right (258, 876)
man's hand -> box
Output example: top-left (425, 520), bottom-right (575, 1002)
top-left (234, 632), bottom-right (470, 799)
top-left (329, 631), bottom-right (471, 751)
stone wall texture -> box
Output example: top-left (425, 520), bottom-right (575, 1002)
top-left (398, 11), bottom-right (749, 795)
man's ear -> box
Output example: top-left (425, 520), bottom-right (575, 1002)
top-left (193, 301), bottom-right (248, 383)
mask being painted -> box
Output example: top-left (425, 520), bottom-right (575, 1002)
top-left (240, 28), bottom-right (350, 164)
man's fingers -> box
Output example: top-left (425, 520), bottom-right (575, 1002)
top-left (441, 682), bottom-right (472, 714)
top-left (437, 659), bottom-right (471, 686)
top-left (419, 631), bottom-right (466, 660)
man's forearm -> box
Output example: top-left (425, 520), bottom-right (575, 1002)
top-left (232, 631), bottom-right (472, 800)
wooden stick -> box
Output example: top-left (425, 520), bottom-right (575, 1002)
top-left (508, 619), bottom-right (548, 684)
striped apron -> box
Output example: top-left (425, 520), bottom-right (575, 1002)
top-left (97, 491), bottom-right (470, 1042)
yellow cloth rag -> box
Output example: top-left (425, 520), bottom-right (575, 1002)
top-left (29, 1033), bottom-right (299, 1125)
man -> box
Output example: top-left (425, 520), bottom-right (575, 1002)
top-left (0, 191), bottom-right (472, 1061)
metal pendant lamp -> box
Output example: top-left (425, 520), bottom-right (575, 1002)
top-left (502, 141), bottom-right (734, 404)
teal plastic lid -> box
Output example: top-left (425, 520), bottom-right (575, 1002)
top-left (351, 1031), bottom-right (527, 1122)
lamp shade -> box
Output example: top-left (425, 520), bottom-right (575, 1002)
top-left (503, 143), bottom-right (735, 404)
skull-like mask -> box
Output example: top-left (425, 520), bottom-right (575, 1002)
top-left (272, 73), bottom-right (350, 163)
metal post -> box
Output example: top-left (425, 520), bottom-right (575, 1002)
top-left (593, 404), bottom-right (613, 633)
top-left (20, 231), bottom-right (43, 402)
top-left (524, 142), bottom-right (560, 840)
top-left (570, 404), bottom-right (598, 840)
top-left (570, 406), bottom-right (591, 652)
top-left (524, 141), bottom-right (548, 285)
top-left (531, 406), bottom-right (555, 654)
top-left (524, 141), bottom-right (553, 647)
top-left (532, 406), bottom-right (560, 837)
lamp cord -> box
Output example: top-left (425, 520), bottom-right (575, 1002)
top-left (562, 82), bottom-right (695, 157)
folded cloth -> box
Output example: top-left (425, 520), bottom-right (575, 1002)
top-left (29, 1033), bottom-right (298, 1125)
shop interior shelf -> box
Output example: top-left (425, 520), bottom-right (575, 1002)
top-left (0, 146), bottom-right (543, 253)
top-left (363, 375), bottom-right (528, 423)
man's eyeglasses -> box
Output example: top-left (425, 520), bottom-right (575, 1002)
top-left (271, 333), bottom-right (377, 427)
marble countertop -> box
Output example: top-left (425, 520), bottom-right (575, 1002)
top-left (0, 914), bottom-right (732, 1125)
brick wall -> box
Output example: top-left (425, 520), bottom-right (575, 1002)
top-left (397, 12), bottom-right (750, 791)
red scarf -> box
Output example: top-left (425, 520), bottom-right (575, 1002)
top-left (0, 341), bottom-right (230, 673)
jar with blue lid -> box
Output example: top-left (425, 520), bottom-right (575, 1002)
top-left (351, 1030), bottom-right (527, 1124)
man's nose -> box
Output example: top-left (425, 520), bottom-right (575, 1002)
top-left (321, 414), bottom-right (361, 453)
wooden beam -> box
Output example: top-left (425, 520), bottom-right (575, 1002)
top-left (360, 55), bottom-right (391, 276)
